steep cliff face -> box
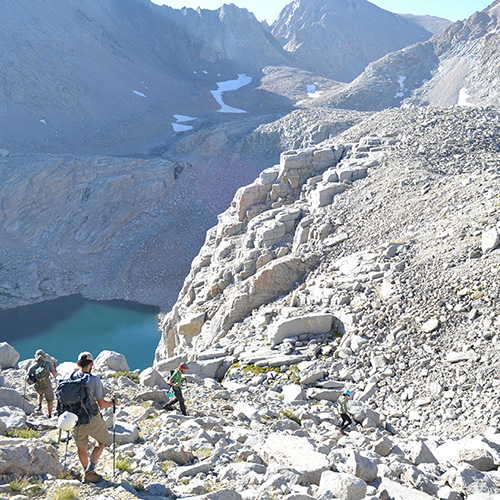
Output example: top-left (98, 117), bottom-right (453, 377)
top-left (155, 105), bottom-right (500, 438)
top-left (0, 154), bottom-right (213, 309)
top-left (271, 0), bottom-right (433, 82)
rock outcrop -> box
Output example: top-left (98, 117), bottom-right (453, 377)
top-left (156, 105), bottom-right (500, 445)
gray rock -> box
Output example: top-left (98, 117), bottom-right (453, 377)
top-left (283, 384), bottom-right (306, 402)
top-left (373, 437), bottom-right (394, 457)
top-left (0, 406), bottom-right (27, 432)
top-left (346, 451), bottom-right (378, 483)
top-left (139, 367), bottom-right (168, 389)
top-left (379, 477), bottom-right (434, 499)
top-left (183, 489), bottom-right (242, 500)
top-left (0, 437), bottom-right (62, 476)
top-left (444, 463), bottom-right (500, 495)
top-left (0, 343), bottom-right (20, 369)
top-left (109, 421), bottom-right (140, 445)
top-left (458, 448), bottom-right (496, 472)
top-left (94, 350), bottom-right (129, 372)
top-left (269, 313), bottom-right (336, 345)
top-left (157, 445), bottom-right (194, 465)
top-left (169, 460), bottom-right (214, 480)
top-left (482, 227), bottom-right (500, 253)
top-left (317, 471), bottom-right (367, 500)
top-left (255, 433), bottom-right (329, 485)
top-left (0, 388), bottom-right (35, 414)
top-left (408, 441), bottom-right (438, 465)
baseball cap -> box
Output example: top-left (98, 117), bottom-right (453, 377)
top-left (78, 351), bottom-right (94, 362)
top-left (35, 349), bottom-right (46, 360)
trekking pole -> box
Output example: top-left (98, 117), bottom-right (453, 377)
top-left (113, 401), bottom-right (116, 481)
top-left (64, 431), bottom-right (70, 470)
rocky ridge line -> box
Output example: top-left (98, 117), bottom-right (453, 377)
top-left (155, 105), bottom-right (500, 444)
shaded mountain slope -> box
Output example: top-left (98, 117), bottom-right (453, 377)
top-left (313, 0), bottom-right (500, 110)
top-left (271, 0), bottom-right (433, 82)
top-left (0, 0), bottom-right (293, 154)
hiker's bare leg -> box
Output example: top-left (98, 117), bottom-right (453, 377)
top-left (47, 400), bottom-right (54, 416)
top-left (38, 394), bottom-right (43, 405)
top-left (77, 446), bottom-right (89, 469)
top-left (89, 442), bottom-right (106, 465)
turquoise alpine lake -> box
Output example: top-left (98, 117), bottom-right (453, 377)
top-left (0, 295), bottom-right (160, 370)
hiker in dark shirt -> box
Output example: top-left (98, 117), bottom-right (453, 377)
top-left (163, 363), bottom-right (189, 415)
top-left (26, 349), bottom-right (57, 418)
top-left (337, 389), bottom-right (353, 435)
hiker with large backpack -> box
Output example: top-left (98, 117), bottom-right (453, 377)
top-left (56, 351), bottom-right (117, 483)
top-left (163, 363), bottom-right (189, 415)
top-left (26, 349), bottom-right (58, 418)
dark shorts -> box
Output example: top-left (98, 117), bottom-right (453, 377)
top-left (35, 384), bottom-right (55, 402)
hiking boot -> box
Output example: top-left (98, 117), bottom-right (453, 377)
top-left (36, 404), bottom-right (42, 413)
top-left (84, 470), bottom-right (104, 483)
top-left (339, 429), bottom-right (346, 435)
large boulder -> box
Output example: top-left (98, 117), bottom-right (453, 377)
top-left (0, 406), bottom-right (28, 432)
top-left (458, 449), bottom-right (496, 472)
top-left (186, 359), bottom-right (224, 379)
top-left (408, 441), bottom-right (438, 465)
top-left (0, 342), bottom-right (20, 369)
top-left (482, 227), bottom-right (500, 253)
top-left (139, 367), bottom-right (168, 389)
top-left (94, 350), bottom-right (129, 372)
top-left (268, 313), bottom-right (336, 346)
top-left (282, 384), bottom-right (305, 403)
top-left (346, 451), bottom-right (378, 483)
top-left (109, 421), bottom-right (140, 445)
top-left (157, 445), bottom-right (194, 465)
top-left (182, 489), bottom-right (242, 500)
top-left (444, 463), bottom-right (500, 495)
top-left (0, 387), bottom-right (35, 414)
top-left (317, 471), bottom-right (367, 500)
top-left (254, 433), bottom-right (329, 484)
top-left (0, 437), bottom-right (62, 476)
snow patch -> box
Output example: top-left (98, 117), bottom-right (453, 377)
top-left (172, 114), bottom-right (197, 133)
top-left (306, 83), bottom-right (323, 99)
top-left (395, 76), bottom-right (407, 98)
top-left (172, 123), bottom-right (193, 132)
top-left (458, 88), bottom-right (472, 106)
top-left (173, 115), bottom-right (197, 123)
top-left (133, 90), bottom-right (147, 97)
top-left (40, 119), bottom-right (47, 125)
top-left (211, 74), bottom-right (252, 114)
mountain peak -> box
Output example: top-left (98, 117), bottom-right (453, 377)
top-left (272, 0), bottom-right (433, 82)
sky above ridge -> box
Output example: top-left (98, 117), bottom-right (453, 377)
top-left (151, 0), bottom-right (494, 24)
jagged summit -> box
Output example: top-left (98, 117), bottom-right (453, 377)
top-left (271, 0), bottom-right (433, 82)
top-left (0, 0), bottom-right (291, 154)
top-left (312, 0), bottom-right (500, 109)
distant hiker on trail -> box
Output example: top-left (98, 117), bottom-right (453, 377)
top-left (163, 363), bottom-right (189, 416)
top-left (58, 351), bottom-right (117, 483)
top-left (26, 349), bottom-right (57, 418)
top-left (338, 389), bottom-right (353, 435)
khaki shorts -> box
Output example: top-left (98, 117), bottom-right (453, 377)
top-left (35, 384), bottom-right (55, 403)
top-left (72, 413), bottom-right (110, 448)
